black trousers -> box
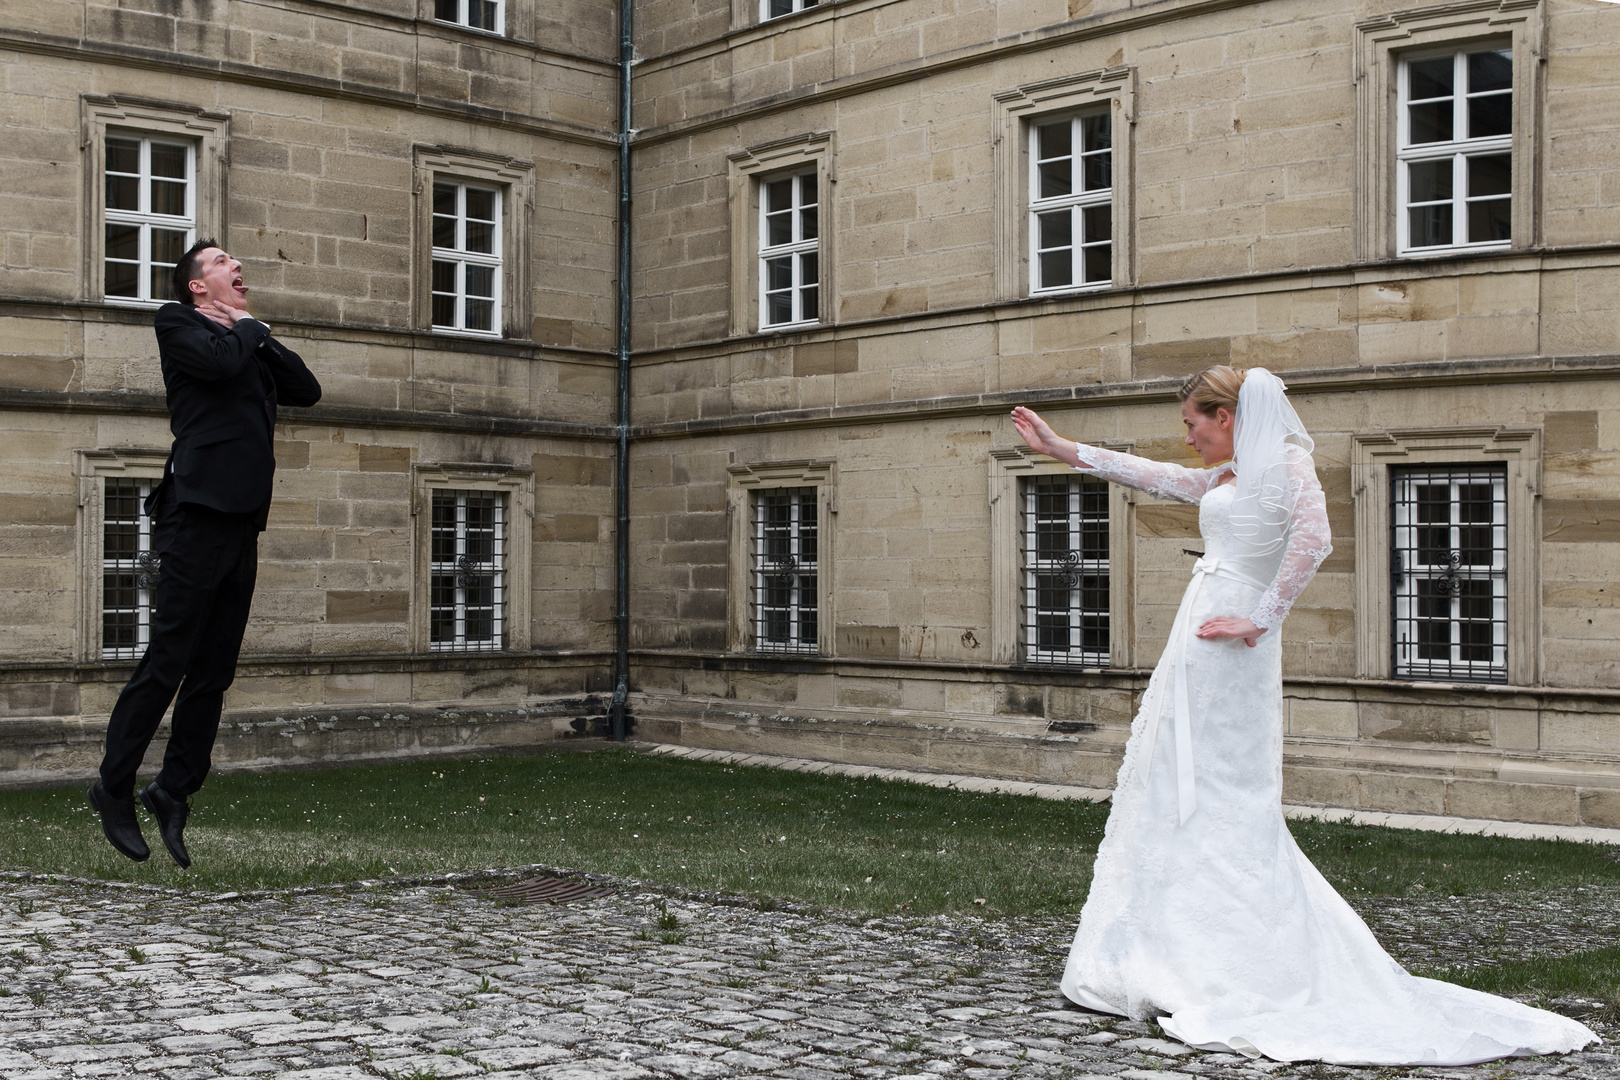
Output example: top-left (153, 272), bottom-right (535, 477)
top-left (100, 483), bottom-right (261, 800)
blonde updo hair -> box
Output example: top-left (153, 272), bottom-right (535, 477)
top-left (1178, 365), bottom-right (1246, 417)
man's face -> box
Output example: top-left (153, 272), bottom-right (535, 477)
top-left (188, 248), bottom-right (247, 307)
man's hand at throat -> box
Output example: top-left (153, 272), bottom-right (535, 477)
top-left (198, 297), bottom-right (253, 330)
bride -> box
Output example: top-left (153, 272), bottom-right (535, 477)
top-left (1011, 366), bottom-right (1595, 1065)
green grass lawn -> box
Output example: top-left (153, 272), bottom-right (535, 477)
top-left (4, 748), bottom-right (1618, 920)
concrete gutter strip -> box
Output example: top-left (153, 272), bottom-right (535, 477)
top-left (633, 741), bottom-right (1620, 847)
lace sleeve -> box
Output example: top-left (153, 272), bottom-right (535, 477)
top-left (1250, 444), bottom-right (1333, 631)
top-left (1072, 442), bottom-right (1223, 505)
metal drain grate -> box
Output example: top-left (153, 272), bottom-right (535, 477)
top-left (477, 876), bottom-right (618, 903)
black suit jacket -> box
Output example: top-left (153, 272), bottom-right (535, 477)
top-left (153, 303), bottom-right (322, 523)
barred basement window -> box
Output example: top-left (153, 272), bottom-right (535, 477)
top-left (1021, 474), bottom-right (1109, 666)
top-left (434, 0), bottom-right (502, 33)
top-left (430, 490), bottom-right (505, 652)
top-left (1029, 111), bottom-right (1112, 293)
top-left (752, 488), bottom-right (817, 653)
top-left (1391, 464), bottom-right (1506, 682)
top-left (431, 181), bottom-right (502, 335)
top-left (104, 134), bottom-right (194, 304)
top-left (1398, 46), bottom-right (1512, 254)
top-left (759, 171), bottom-right (818, 329)
top-left (103, 478), bottom-right (158, 660)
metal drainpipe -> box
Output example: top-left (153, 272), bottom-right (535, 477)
top-left (607, 0), bottom-right (633, 742)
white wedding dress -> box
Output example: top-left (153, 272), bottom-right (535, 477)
top-left (1057, 422), bottom-right (1596, 1064)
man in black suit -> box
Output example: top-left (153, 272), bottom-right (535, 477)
top-left (88, 239), bottom-right (322, 868)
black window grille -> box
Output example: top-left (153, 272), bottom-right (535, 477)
top-left (103, 477), bottom-right (158, 659)
top-left (1021, 475), bottom-right (1109, 667)
top-left (1392, 464), bottom-right (1507, 682)
top-left (752, 487), bottom-right (817, 654)
top-left (430, 489), bottom-right (505, 652)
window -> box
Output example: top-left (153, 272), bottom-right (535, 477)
top-left (993, 69), bottom-right (1133, 301)
top-left (759, 172), bottom-right (819, 330)
top-left (1029, 112), bottom-right (1112, 293)
top-left (1353, 4), bottom-right (1540, 260)
top-left (103, 134), bottom-right (194, 304)
top-left (1021, 475), bottom-right (1110, 666)
top-left (429, 489), bottom-right (506, 652)
top-left (1351, 427), bottom-right (1537, 686)
top-left (1391, 466), bottom-right (1506, 682)
top-left (752, 488), bottom-right (818, 654)
top-left (989, 446), bottom-right (1134, 669)
top-left (431, 181), bottom-right (502, 335)
top-left (1398, 46), bottom-right (1512, 254)
top-left (434, 0), bottom-right (502, 32)
top-left (762, 0), bottom-right (816, 19)
top-left (102, 478), bottom-right (159, 660)
top-left (726, 459), bottom-right (833, 655)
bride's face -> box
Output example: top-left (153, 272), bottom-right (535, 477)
top-left (1182, 399), bottom-right (1235, 467)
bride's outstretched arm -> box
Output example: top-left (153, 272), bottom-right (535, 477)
top-left (1249, 445), bottom-right (1333, 632)
top-left (1010, 406), bottom-right (1218, 505)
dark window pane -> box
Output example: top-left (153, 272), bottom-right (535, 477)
top-left (435, 0), bottom-right (458, 19)
top-left (1468, 49), bottom-right (1511, 93)
top-left (105, 223), bottom-right (140, 262)
top-left (106, 173), bottom-right (139, 212)
top-left (433, 215), bottom-right (456, 249)
top-left (151, 228), bottom-right (186, 267)
top-left (1039, 250), bottom-right (1071, 289)
top-left (1082, 204), bottom-right (1111, 243)
top-left (151, 180), bottom-right (185, 216)
top-left (1083, 243), bottom-right (1111, 284)
top-left (105, 257), bottom-right (138, 298)
top-left (798, 173), bottom-right (816, 208)
top-left (1409, 56), bottom-right (1454, 101)
top-left (766, 178), bottom-right (792, 214)
top-left (1082, 149), bottom-right (1111, 192)
top-left (1408, 100), bottom-right (1453, 144)
top-left (464, 265), bottom-right (494, 299)
top-left (768, 0), bottom-right (790, 16)
top-left (1082, 111), bottom-right (1111, 153)
top-left (150, 142), bottom-right (187, 179)
top-left (465, 220), bottom-right (494, 254)
top-left (433, 183), bottom-right (458, 216)
top-left (798, 250), bottom-right (818, 287)
top-left (1468, 93), bottom-right (1511, 139)
top-left (1409, 203), bottom-right (1453, 248)
top-left (432, 259), bottom-right (457, 293)
top-left (1037, 121), bottom-right (1070, 162)
top-left (1038, 209), bottom-right (1072, 250)
top-left (1408, 159), bottom-right (1453, 203)
top-left (1039, 158), bottom-right (1072, 199)
top-left (766, 255), bottom-right (793, 292)
top-left (465, 299), bottom-right (492, 330)
top-left (766, 291), bottom-right (792, 326)
top-left (800, 202), bottom-right (818, 241)
top-left (465, 188), bottom-right (495, 222)
top-left (765, 211), bottom-right (791, 247)
top-left (468, 0), bottom-right (497, 30)
top-left (800, 285), bottom-right (818, 323)
top-left (106, 136), bottom-right (140, 176)
top-left (1467, 197), bottom-right (1511, 244)
top-left (432, 293), bottom-right (455, 327)
top-left (1467, 153), bottom-right (1511, 197)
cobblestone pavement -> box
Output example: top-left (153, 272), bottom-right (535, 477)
top-left (0, 871), bottom-right (1614, 1080)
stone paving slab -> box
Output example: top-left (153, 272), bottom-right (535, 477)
top-left (0, 871), bottom-right (1613, 1080)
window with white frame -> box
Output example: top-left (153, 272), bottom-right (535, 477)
top-left (102, 478), bottom-right (159, 660)
top-left (430, 489), bottom-right (505, 651)
top-left (1398, 45), bottom-right (1511, 255)
top-left (434, 0), bottom-right (502, 32)
top-left (759, 172), bottom-right (819, 329)
top-left (431, 181), bottom-right (502, 335)
top-left (1391, 464), bottom-right (1507, 682)
top-left (104, 134), bottom-right (194, 304)
top-left (1029, 111), bottom-right (1112, 293)
top-left (762, 0), bottom-right (816, 19)
top-left (1021, 475), bottom-right (1109, 666)
top-left (752, 487), bottom-right (818, 653)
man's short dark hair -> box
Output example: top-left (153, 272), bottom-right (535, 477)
top-left (171, 238), bottom-right (220, 305)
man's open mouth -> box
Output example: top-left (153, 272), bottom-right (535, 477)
top-left (232, 275), bottom-right (247, 293)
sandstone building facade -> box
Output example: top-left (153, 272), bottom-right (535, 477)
top-left (2, 0), bottom-right (1618, 828)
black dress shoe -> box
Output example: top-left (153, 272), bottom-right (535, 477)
top-left (88, 782), bottom-right (149, 862)
top-left (139, 782), bottom-right (192, 869)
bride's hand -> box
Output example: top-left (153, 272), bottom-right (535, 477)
top-left (1012, 406), bottom-right (1068, 461)
top-left (1196, 617), bottom-right (1264, 648)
